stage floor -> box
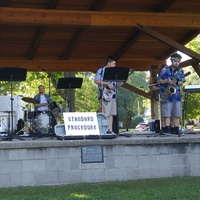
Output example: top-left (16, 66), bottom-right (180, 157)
top-left (1, 129), bottom-right (200, 142)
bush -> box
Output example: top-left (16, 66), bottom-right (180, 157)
top-left (132, 116), bottom-right (144, 128)
top-left (185, 118), bottom-right (194, 126)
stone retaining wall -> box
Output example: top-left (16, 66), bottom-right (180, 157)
top-left (0, 136), bottom-right (200, 187)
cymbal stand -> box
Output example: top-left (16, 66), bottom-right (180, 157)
top-left (15, 104), bottom-right (36, 136)
top-left (9, 75), bottom-right (25, 141)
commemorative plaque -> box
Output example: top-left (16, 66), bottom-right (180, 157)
top-left (81, 146), bottom-right (103, 163)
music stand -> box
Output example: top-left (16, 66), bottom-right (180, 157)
top-left (0, 67), bottom-right (27, 140)
top-left (57, 78), bottom-right (83, 112)
top-left (103, 67), bottom-right (130, 135)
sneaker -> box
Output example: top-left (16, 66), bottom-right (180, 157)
top-left (163, 126), bottom-right (171, 134)
top-left (107, 130), bottom-right (115, 134)
top-left (171, 127), bottom-right (176, 134)
top-left (174, 127), bottom-right (182, 136)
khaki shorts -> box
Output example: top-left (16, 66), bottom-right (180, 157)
top-left (161, 101), bottom-right (182, 118)
top-left (103, 98), bottom-right (117, 116)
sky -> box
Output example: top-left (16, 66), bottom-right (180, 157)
top-left (166, 51), bottom-right (191, 65)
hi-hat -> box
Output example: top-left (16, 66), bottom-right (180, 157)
top-left (22, 97), bottom-right (39, 104)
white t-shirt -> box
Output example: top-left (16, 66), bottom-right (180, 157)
top-left (37, 94), bottom-right (48, 111)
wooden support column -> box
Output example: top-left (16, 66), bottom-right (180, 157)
top-left (64, 72), bottom-right (76, 112)
top-left (149, 66), bottom-right (159, 120)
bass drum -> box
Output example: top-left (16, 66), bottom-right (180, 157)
top-left (34, 113), bottom-right (57, 135)
top-left (96, 113), bottom-right (109, 134)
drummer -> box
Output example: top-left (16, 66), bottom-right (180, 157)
top-left (33, 85), bottom-right (52, 114)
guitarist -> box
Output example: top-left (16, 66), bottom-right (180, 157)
top-left (94, 57), bottom-right (119, 134)
top-left (157, 53), bottom-right (185, 136)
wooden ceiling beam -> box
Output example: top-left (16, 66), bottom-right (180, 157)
top-left (179, 59), bottom-right (199, 68)
top-left (60, 28), bottom-right (87, 60)
top-left (179, 59), bottom-right (200, 77)
top-left (154, 0), bottom-right (176, 12)
top-left (92, 0), bottom-right (107, 11)
top-left (0, 8), bottom-right (200, 28)
top-left (192, 63), bottom-right (200, 77)
top-left (27, 1), bottom-right (59, 60)
top-left (0, 0), bottom-right (10, 7)
top-left (136, 24), bottom-right (200, 62)
top-left (159, 30), bottom-right (200, 60)
top-left (113, 30), bottom-right (142, 60)
top-left (27, 26), bottom-right (46, 59)
top-left (0, 59), bottom-right (165, 72)
top-left (60, 1), bottom-right (106, 60)
top-left (122, 83), bottom-right (151, 99)
top-left (47, 0), bottom-right (59, 9)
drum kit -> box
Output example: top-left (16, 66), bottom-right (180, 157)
top-left (17, 96), bottom-right (63, 136)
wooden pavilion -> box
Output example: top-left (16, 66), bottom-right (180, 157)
top-left (0, 0), bottom-right (200, 118)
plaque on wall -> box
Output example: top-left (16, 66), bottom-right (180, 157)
top-left (81, 146), bottom-right (103, 163)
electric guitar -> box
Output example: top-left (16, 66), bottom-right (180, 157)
top-left (102, 69), bottom-right (134, 102)
top-left (102, 85), bottom-right (116, 102)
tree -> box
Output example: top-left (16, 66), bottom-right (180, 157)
top-left (118, 71), bottom-right (149, 128)
top-left (75, 72), bottom-right (99, 112)
top-left (183, 35), bottom-right (200, 120)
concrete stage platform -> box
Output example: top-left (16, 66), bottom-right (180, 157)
top-left (0, 130), bottom-right (200, 188)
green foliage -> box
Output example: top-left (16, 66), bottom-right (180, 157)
top-left (0, 71), bottom-right (66, 110)
top-left (0, 80), bottom-right (23, 96)
top-left (185, 118), bottom-right (194, 126)
top-left (75, 72), bottom-right (99, 112)
top-left (182, 91), bottom-right (200, 119)
top-left (13, 71), bottom-right (63, 97)
top-left (186, 35), bottom-right (200, 53)
top-left (118, 71), bottom-right (149, 127)
top-left (132, 115), bottom-right (144, 128)
top-left (0, 70), bottom-right (149, 125)
top-left (182, 35), bottom-right (200, 119)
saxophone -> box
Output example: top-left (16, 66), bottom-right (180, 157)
top-left (160, 69), bottom-right (180, 103)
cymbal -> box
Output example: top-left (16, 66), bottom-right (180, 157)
top-left (22, 97), bottom-right (39, 104)
top-left (52, 91), bottom-right (66, 96)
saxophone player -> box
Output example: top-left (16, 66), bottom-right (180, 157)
top-left (157, 53), bottom-right (185, 136)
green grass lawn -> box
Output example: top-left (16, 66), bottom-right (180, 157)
top-left (0, 177), bottom-right (200, 200)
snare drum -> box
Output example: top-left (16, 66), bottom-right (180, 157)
top-left (34, 112), bottom-right (56, 135)
top-left (49, 101), bottom-right (60, 118)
